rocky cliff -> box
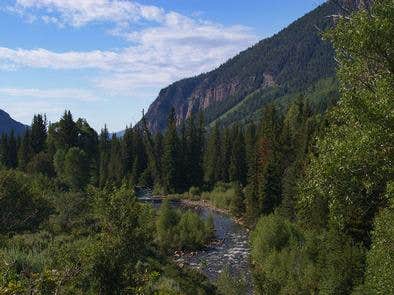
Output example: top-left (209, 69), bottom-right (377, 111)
top-left (142, 0), bottom-right (368, 133)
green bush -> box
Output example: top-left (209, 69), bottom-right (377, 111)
top-left (0, 170), bottom-right (51, 234)
top-left (189, 186), bottom-right (201, 196)
top-left (358, 182), bottom-right (394, 294)
top-left (156, 202), bottom-right (214, 251)
top-left (216, 267), bottom-right (247, 295)
top-left (176, 211), bottom-right (210, 250)
top-left (250, 213), bottom-right (367, 294)
top-left (201, 182), bottom-right (236, 210)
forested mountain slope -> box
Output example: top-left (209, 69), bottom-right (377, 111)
top-left (142, 0), bottom-right (354, 132)
top-left (0, 109), bottom-right (27, 135)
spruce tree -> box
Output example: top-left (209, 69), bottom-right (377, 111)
top-left (0, 134), bottom-right (9, 167)
top-left (132, 128), bottom-right (148, 186)
top-left (57, 110), bottom-right (78, 150)
top-left (162, 108), bottom-right (181, 193)
top-left (220, 127), bottom-right (232, 182)
top-left (108, 135), bottom-right (123, 185)
top-left (204, 122), bottom-right (221, 185)
top-left (17, 129), bottom-right (32, 170)
top-left (122, 126), bottom-right (135, 178)
top-left (30, 114), bottom-right (47, 154)
top-left (99, 125), bottom-right (110, 187)
top-left (7, 131), bottom-right (17, 169)
top-left (229, 126), bottom-right (247, 185)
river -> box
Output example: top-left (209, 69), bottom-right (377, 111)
top-left (137, 188), bottom-right (252, 289)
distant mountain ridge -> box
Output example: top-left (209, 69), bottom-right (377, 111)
top-left (141, 0), bottom-right (369, 133)
top-left (0, 109), bottom-right (27, 136)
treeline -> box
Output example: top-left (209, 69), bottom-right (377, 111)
top-left (248, 1), bottom-right (393, 294)
top-left (0, 1), bottom-right (392, 294)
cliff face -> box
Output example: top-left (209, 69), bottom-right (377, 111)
top-left (0, 109), bottom-right (27, 136)
top-left (142, 0), bottom-right (365, 133)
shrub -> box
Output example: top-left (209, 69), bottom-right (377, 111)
top-left (201, 182), bottom-right (236, 210)
top-left (156, 202), bottom-right (214, 251)
top-left (358, 182), bottom-right (394, 294)
top-left (216, 267), bottom-right (247, 295)
top-left (0, 170), bottom-right (51, 234)
top-left (189, 186), bottom-right (200, 196)
top-left (176, 211), bottom-right (209, 250)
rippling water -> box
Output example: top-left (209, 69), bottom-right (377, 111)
top-left (137, 189), bottom-right (252, 289)
top-left (174, 205), bottom-right (251, 282)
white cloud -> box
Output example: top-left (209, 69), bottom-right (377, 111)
top-left (0, 87), bottom-right (98, 101)
top-left (4, 0), bottom-right (257, 83)
top-left (12, 0), bottom-right (166, 27)
top-left (1, 0), bottom-right (258, 128)
top-left (0, 47), bottom-right (119, 70)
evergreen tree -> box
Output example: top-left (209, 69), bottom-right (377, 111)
top-left (98, 126), bottom-right (110, 187)
top-left (220, 127), bottom-right (232, 182)
top-left (107, 135), bottom-right (123, 185)
top-left (161, 108), bottom-right (181, 193)
top-left (17, 129), bottom-right (32, 170)
top-left (230, 182), bottom-right (245, 217)
top-left (187, 113), bottom-right (204, 188)
top-left (7, 131), bottom-right (18, 169)
top-left (0, 134), bottom-right (8, 167)
top-left (57, 110), bottom-right (78, 150)
top-left (257, 105), bottom-right (282, 215)
top-left (30, 114), bottom-right (47, 154)
top-left (229, 126), bottom-right (247, 185)
top-left (76, 119), bottom-right (98, 159)
top-left (131, 128), bottom-right (148, 186)
top-left (122, 126), bottom-right (134, 178)
top-left (153, 132), bottom-right (164, 188)
top-left (179, 121), bottom-right (188, 190)
top-left (141, 115), bottom-right (162, 187)
top-left (204, 122), bottom-right (221, 185)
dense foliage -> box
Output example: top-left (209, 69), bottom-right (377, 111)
top-left (156, 201), bottom-right (214, 252)
top-left (0, 0), bottom-right (392, 294)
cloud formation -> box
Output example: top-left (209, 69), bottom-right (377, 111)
top-left (13, 0), bottom-right (165, 27)
top-left (1, 0), bottom-right (258, 129)
top-left (0, 87), bottom-right (98, 101)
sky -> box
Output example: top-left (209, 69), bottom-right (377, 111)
top-left (0, 0), bottom-right (326, 132)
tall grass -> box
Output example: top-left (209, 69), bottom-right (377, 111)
top-left (201, 182), bottom-right (236, 210)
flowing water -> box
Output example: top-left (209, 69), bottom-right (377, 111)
top-left (137, 188), bottom-right (252, 288)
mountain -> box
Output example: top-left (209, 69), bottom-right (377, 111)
top-left (0, 109), bottom-right (27, 136)
top-left (142, 0), bottom-right (367, 133)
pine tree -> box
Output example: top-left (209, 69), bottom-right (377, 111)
top-left (187, 113), bottom-right (204, 187)
top-left (161, 108), bottom-right (181, 193)
top-left (30, 114), bottom-right (47, 154)
top-left (229, 125), bottom-right (247, 185)
top-left (0, 134), bottom-right (9, 167)
top-left (141, 114), bottom-right (162, 187)
top-left (220, 127), bottom-right (232, 182)
top-left (57, 110), bottom-right (78, 150)
top-left (204, 122), bottom-right (221, 185)
top-left (131, 128), bottom-right (148, 186)
top-left (179, 121), bottom-right (188, 190)
top-left (153, 132), bottom-right (164, 187)
top-left (122, 126), bottom-right (134, 178)
top-left (99, 125), bottom-right (110, 187)
top-left (107, 135), bottom-right (123, 185)
top-left (256, 105), bottom-right (283, 215)
top-left (7, 131), bottom-right (18, 169)
top-left (230, 182), bottom-right (245, 217)
top-left (17, 129), bottom-right (32, 170)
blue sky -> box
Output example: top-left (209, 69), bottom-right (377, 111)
top-left (0, 0), bottom-right (325, 132)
